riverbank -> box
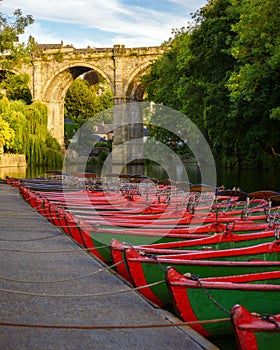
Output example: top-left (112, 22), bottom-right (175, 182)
top-left (0, 154), bottom-right (27, 179)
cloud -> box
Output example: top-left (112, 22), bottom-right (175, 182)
top-left (1, 0), bottom-right (207, 48)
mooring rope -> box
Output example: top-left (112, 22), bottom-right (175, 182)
top-left (0, 260), bottom-right (124, 284)
top-left (190, 274), bottom-right (231, 315)
top-left (0, 233), bottom-right (62, 242)
top-left (259, 314), bottom-right (280, 330)
top-left (0, 226), bottom-right (60, 229)
top-left (0, 215), bottom-right (58, 218)
top-left (0, 215), bottom-right (42, 218)
top-left (0, 279), bottom-right (165, 298)
top-left (0, 317), bottom-right (231, 329)
top-left (0, 224), bottom-right (98, 231)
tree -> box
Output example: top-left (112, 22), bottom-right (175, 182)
top-left (0, 72), bottom-right (32, 103)
top-left (0, 3), bottom-right (62, 168)
top-left (65, 78), bottom-right (100, 126)
top-left (143, 28), bottom-right (194, 156)
top-left (227, 0), bottom-right (280, 166)
top-left (182, 0), bottom-right (239, 166)
top-left (145, 0), bottom-right (280, 169)
top-left (0, 2), bottom-right (34, 71)
top-left (145, 1), bottom-right (239, 164)
top-left (64, 76), bottom-right (113, 128)
top-left (0, 2), bottom-right (34, 103)
top-left (0, 115), bottom-right (15, 152)
top-left (0, 96), bottom-right (62, 167)
top-left (145, 28), bottom-right (190, 112)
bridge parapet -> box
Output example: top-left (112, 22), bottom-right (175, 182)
top-left (31, 44), bottom-right (167, 60)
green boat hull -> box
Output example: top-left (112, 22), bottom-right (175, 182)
top-left (125, 246), bottom-right (280, 308)
top-left (179, 283), bottom-right (280, 337)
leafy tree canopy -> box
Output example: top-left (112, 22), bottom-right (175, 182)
top-left (64, 75), bottom-right (114, 128)
top-left (144, 0), bottom-right (280, 169)
top-left (0, 114), bottom-right (15, 150)
top-left (0, 1), bottom-right (34, 70)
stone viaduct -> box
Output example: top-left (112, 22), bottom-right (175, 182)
top-left (19, 43), bottom-right (167, 147)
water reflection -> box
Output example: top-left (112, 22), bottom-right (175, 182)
top-left (1, 161), bottom-right (279, 193)
top-left (88, 161), bottom-right (201, 183)
top-left (0, 166), bottom-right (26, 179)
top-left (217, 167), bottom-right (280, 192)
top-left (88, 161), bottom-right (280, 192)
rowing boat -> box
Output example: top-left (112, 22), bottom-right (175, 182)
top-left (231, 304), bottom-right (280, 349)
top-left (16, 182), bottom-right (280, 266)
top-left (110, 229), bottom-right (278, 282)
top-left (123, 241), bottom-right (280, 308)
top-left (36, 196), bottom-right (278, 237)
top-left (165, 267), bottom-right (280, 338)
top-left (24, 185), bottom-right (277, 234)
top-left (19, 183), bottom-right (276, 220)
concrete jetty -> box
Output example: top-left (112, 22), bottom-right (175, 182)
top-left (0, 182), bottom-right (218, 350)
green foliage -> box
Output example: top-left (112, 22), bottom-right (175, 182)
top-left (64, 75), bottom-right (113, 142)
top-left (226, 0), bottom-right (280, 167)
top-left (96, 87), bottom-right (114, 112)
top-left (0, 3), bottom-right (34, 103)
top-left (65, 79), bottom-right (98, 126)
top-left (144, 0), bottom-right (280, 169)
top-left (53, 50), bottom-right (64, 62)
top-left (0, 3), bottom-right (34, 71)
top-left (0, 96), bottom-right (26, 152)
top-left (0, 3), bottom-right (62, 167)
top-left (0, 72), bottom-right (32, 103)
top-left (0, 115), bottom-right (15, 150)
top-left (270, 107), bottom-right (280, 121)
top-left (0, 96), bottom-right (62, 167)
top-left (145, 29), bottom-right (190, 111)
top-left (1, 110), bottom-right (26, 153)
top-left (64, 120), bottom-right (79, 146)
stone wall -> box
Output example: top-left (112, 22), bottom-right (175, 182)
top-left (0, 154), bottom-right (27, 168)
top-left (0, 154), bottom-right (27, 179)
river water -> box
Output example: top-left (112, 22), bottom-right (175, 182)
top-left (87, 161), bottom-right (279, 193)
top-left (1, 161), bottom-right (279, 193)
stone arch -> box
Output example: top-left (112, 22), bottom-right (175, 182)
top-left (42, 63), bottom-right (113, 102)
top-left (40, 63), bottom-right (113, 147)
top-left (124, 61), bottom-right (153, 101)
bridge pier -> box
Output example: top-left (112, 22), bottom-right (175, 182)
top-left (46, 100), bottom-right (66, 152)
top-left (110, 102), bottom-right (144, 173)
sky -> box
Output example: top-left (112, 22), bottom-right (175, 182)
top-left (1, 0), bottom-right (208, 48)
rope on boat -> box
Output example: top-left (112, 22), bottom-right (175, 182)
top-left (0, 280), bottom-right (165, 298)
top-left (144, 253), bottom-right (166, 272)
top-left (190, 274), bottom-right (231, 316)
top-left (0, 260), bottom-right (125, 284)
top-left (0, 317), bottom-right (231, 329)
top-left (259, 314), bottom-right (280, 330)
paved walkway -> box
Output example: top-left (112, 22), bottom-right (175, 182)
top-left (0, 182), bottom-right (218, 350)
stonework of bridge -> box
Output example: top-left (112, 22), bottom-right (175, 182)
top-left (20, 44), bottom-right (167, 147)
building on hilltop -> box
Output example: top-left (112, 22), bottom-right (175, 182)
top-left (36, 40), bottom-right (74, 53)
